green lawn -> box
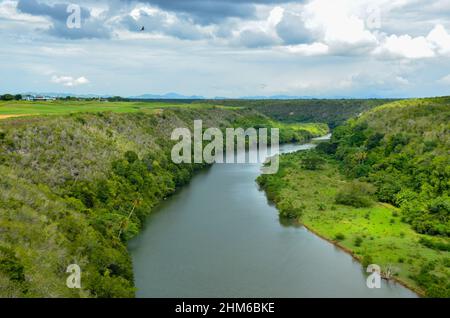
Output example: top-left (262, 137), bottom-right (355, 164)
top-left (258, 152), bottom-right (450, 296)
top-left (0, 100), bottom-right (241, 117)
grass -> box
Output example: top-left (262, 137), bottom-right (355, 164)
top-left (0, 100), bottom-right (241, 118)
top-left (274, 122), bottom-right (329, 136)
top-left (258, 152), bottom-right (450, 296)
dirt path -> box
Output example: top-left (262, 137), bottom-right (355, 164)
top-left (0, 114), bottom-right (28, 120)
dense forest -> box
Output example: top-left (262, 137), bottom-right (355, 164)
top-left (258, 97), bottom-right (450, 297)
top-left (201, 99), bottom-right (394, 128)
top-left (325, 97), bottom-right (449, 236)
top-left (0, 108), bottom-right (325, 297)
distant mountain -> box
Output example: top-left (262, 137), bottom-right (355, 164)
top-left (131, 92), bottom-right (205, 99)
top-left (17, 91), bottom-right (387, 100)
top-left (239, 95), bottom-right (316, 100)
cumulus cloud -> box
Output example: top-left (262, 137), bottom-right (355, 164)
top-left (276, 10), bottom-right (315, 44)
top-left (230, 6), bottom-right (284, 47)
top-left (375, 34), bottom-right (435, 59)
top-left (427, 24), bottom-right (450, 55)
top-left (16, 0), bottom-right (111, 39)
top-left (302, 0), bottom-right (378, 54)
top-left (374, 24), bottom-right (450, 59)
top-left (17, 0), bottom-right (91, 22)
top-left (125, 0), bottom-right (301, 24)
top-left (1, 0), bottom-right (450, 98)
top-left (121, 5), bottom-right (212, 40)
top-left (51, 75), bottom-right (89, 87)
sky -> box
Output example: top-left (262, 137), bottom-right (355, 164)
top-left (0, 0), bottom-right (449, 98)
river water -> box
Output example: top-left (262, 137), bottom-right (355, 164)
top-left (129, 138), bottom-right (416, 298)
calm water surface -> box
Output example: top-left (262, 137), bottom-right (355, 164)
top-left (129, 139), bottom-right (416, 298)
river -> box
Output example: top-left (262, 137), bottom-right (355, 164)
top-left (129, 137), bottom-right (416, 298)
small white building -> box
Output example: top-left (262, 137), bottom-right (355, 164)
top-left (24, 95), bottom-right (56, 101)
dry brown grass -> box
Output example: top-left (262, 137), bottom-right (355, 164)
top-left (0, 114), bottom-right (29, 120)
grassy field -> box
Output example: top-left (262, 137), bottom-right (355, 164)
top-left (0, 100), bottom-right (241, 118)
top-left (258, 152), bottom-right (450, 297)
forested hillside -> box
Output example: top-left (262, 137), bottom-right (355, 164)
top-left (258, 96), bottom-right (450, 297)
top-left (0, 108), bottom-right (325, 297)
top-left (202, 99), bottom-right (393, 128)
top-left (327, 97), bottom-right (450, 236)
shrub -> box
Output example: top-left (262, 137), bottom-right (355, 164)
top-left (335, 181), bottom-right (375, 208)
top-left (419, 237), bottom-right (450, 252)
top-left (0, 246), bottom-right (25, 282)
top-left (354, 237), bottom-right (363, 247)
top-left (301, 152), bottom-right (326, 170)
top-left (361, 254), bottom-right (373, 268)
top-left (334, 233), bottom-right (346, 241)
top-left (124, 151), bottom-right (139, 163)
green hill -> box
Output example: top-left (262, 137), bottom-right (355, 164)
top-left (0, 108), bottom-right (325, 297)
top-left (329, 96), bottom-right (450, 237)
top-left (258, 96), bottom-right (449, 297)
top-left (201, 99), bottom-right (394, 128)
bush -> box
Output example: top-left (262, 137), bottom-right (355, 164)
top-left (124, 151), bottom-right (139, 163)
top-left (316, 141), bottom-right (338, 154)
top-left (0, 246), bottom-right (25, 282)
top-left (335, 181), bottom-right (375, 208)
top-left (1, 94), bottom-right (14, 101)
top-left (419, 237), bottom-right (450, 252)
top-left (361, 254), bottom-right (373, 268)
top-left (301, 152), bottom-right (326, 170)
top-left (334, 233), bottom-right (346, 241)
top-left (354, 237), bottom-right (363, 247)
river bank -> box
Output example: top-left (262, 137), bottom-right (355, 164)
top-left (130, 138), bottom-right (415, 297)
top-left (0, 108), bottom-right (328, 297)
top-left (257, 151), bottom-right (449, 297)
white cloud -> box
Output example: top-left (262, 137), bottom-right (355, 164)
top-left (395, 76), bottom-right (410, 85)
top-left (51, 75), bottom-right (89, 87)
top-left (374, 23), bottom-right (450, 59)
top-left (40, 47), bottom-right (87, 56)
top-left (303, 0), bottom-right (378, 51)
top-left (0, 0), bottom-right (49, 25)
top-left (374, 34), bottom-right (435, 59)
top-left (282, 42), bottom-right (329, 56)
top-left (1, 0), bottom-right (450, 98)
top-left (267, 6), bottom-right (284, 27)
top-left (427, 24), bottom-right (450, 55)
top-left (438, 74), bottom-right (450, 85)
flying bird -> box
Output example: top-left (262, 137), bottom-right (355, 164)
top-left (140, 26), bottom-right (145, 32)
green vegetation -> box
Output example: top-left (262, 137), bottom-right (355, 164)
top-left (258, 151), bottom-right (449, 297)
top-left (232, 115), bottom-right (328, 144)
top-left (326, 97), bottom-right (450, 236)
top-left (0, 105), bottom-right (326, 297)
top-left (258, 96), bottom-right (450, 297)
top-left (0, 108), bottom-right (242, 297)
top-left (1, 98), bottom-right (392, 128)
top-left (0, 94), bottom-right (21, 101)
top-left (0, 100), bottom-right (239, 118)
top-left (201, 99), bottom-right (393, 127)
top-left (335, 181), bottom-right (376, 208)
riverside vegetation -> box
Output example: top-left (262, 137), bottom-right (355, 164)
top-left (0, 105), bottom-right (327, 297)
top-left (258, 97), bottom-right (450, 297)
